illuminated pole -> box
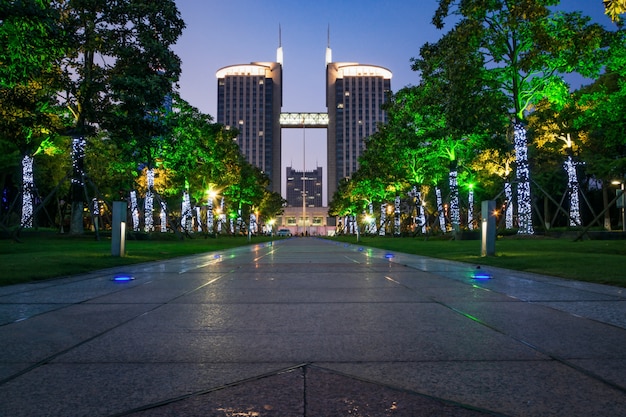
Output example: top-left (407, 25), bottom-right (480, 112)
top-left (613, 180), bottom-right (626, 232)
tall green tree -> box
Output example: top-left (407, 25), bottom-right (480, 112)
top-left (575, 28), bottom-right (626, 228)
top-left (410, 24), bottom-right (509, 232)
top-left (0, 0), bottom-right (66, 229)
top-left (432, 0), bottom-right (607, 234)
top-left (57, 0), bottom-right (184, 234)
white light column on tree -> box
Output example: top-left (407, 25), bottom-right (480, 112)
top-left (379, 203), bottom-right (386, 236)
top-left (181, 191), bottom-right (192, 233)
top-left (144, 169), bottom-right (154, 232)
top-left (410, 186), bottom-right (427, 234)
top-left (394, 195), bottom-right (401, 236)
top-left (206, 190), bottom-right (215, 234)
top-left (564, 156), bottom-right (581, 226)
top-left (449, 169), bottom-right (460, 232)
top-left (250, 212), bottom-right (257, 234)
top-left (160, 201), bottom-right (167, 232)
top-left (21, 155), bottom-right (34, 228)
top-left (504, 181), bottom-right (513, 229)
top-left (219, 197), bottom-right (225, 233)
top-left (195, 207), bottom-right (202, 232)
top-left (514, 122), bottom-right (534, 234)
top-left (467, 185), bottom-right (474, 230)
top-left (367, 203), bottom-right (375, 234)
top-left (70, 136), bottom-right (86, 233)
top-left (436, 187), bottom-right (446, 233)
top-left (130, 191), bottom-right (140, 231)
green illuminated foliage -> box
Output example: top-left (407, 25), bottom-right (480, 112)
top-left (574, 29), bottom-right (626, 181)
top-left (432, 0), bottom-right (607, 121)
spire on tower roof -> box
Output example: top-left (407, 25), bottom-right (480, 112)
top-left (277, 24), bottom-right (283, 65)
top-left (325, 24), bottom-right (332, 65)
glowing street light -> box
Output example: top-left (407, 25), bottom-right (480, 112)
top-left (611, 180), bottom-right (625, 232)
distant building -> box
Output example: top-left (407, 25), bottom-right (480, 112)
top-left (285, 167), bottom-right (323, 207)
top-left (326, 62), bottom-right (392, 199)
top-left (216, 61), bottom-right (282, 193)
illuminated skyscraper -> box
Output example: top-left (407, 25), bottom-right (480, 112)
top-left (326, 60), bottom-right (392, 199)
top-left (216, 58), bottom-right (282, 193)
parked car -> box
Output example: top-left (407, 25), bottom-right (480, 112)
top-left (277, 228), bottom-right (291, 237)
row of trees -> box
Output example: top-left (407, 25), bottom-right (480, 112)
top-left (0, 0), bottom-right (285, 237)
top-left (329, 0), bottom-right (626, 236)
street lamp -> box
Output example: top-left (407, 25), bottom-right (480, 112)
top-left (611, 180), bottom-right (625, 232)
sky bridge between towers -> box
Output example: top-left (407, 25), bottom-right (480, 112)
top-left (280, 112), bottom-right (329, 128)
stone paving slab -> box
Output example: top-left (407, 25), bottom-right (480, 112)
top-left (1, 237), bottom-right (625, 416)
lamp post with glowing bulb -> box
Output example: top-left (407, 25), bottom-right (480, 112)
top-left (611, 180), bottom-right (625, 232)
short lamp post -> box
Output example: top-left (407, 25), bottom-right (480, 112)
top-left (611, 180), bottom-right (625, 232)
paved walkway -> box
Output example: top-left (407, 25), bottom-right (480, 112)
top-left (1, 237), bottom-right (625, 416)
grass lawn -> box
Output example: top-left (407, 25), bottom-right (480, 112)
top-left (328, 235), bottom-right (626, 288)
top-left (0, 230), bottom-right (276, 286)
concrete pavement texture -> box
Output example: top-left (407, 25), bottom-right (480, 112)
top-left (0, 237), bottom-right (625, 416)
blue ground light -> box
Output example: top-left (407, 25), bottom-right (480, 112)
top-left (112, 274), bottom-right (134, 282)
top-left (472, 267), bottom-right (492, 280)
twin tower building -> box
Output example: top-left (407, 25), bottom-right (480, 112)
top-left (216, 40), bottom-right (392, 233)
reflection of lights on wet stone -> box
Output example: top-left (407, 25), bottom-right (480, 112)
top-left (473, 266), bottom-right (492, 280)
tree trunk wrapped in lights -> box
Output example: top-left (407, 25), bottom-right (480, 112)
top-left (394, 195), bottom-right (401, 236)
top-left (449, 163), bottom-right (460, 233)
top-left (130, 191), bottom-right (140, 232)
top-left (218, 198), bottom-right (225, 234)
top-left (70, 136), bottom-right (86, 234)
top-left (410, 186), bottom-right (427, 234)
top-left (504, 181), bottom-right (514, 229)
top-left (467, 185), bottom-right (474, 230)
top-left (379, 203), bottom-right (386, 236)
top-left (181, 191), bottom-right (192, 233)
top-left (436, 187), bottom-right (446, 233)
top-left (160, 201), bottom-right (167, 232)
top-left (207, 196), bottom-right (214, 234)
top-left (144, 169), bottom-right (155, 232)
top-left (514, 122), bottom-right (534, 234)
top-left (195, 207), bottom-right (201, 232)
top-left (20, 155), bottom-right (34, 228)
top-left (564, 156), bottom-right (582, 226)
top-left (366, 203), bottom-right (376, 234)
